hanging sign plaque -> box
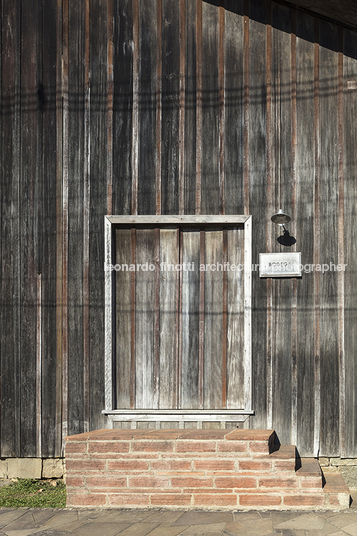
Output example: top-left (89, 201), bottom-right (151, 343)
top-left (259, 252), bottom-right (302, 278)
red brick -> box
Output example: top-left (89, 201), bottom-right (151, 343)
top-left (215, 477), bottom-right (256, 489)
top-left (171, 477), bottom-right (213, 488)
top-left (151, 494), bottom-right (192, 506)
top-left (225, 430), bottom-right (274, 442)
top-left (274, 461), bottom-right (296, 471)
top-left (86, 476), bottom-right (127, 488)
top-left (194, 460), bottom-right (235, 472)
top-left (109, 494), bottom-right (150, 506)
top-left (176, 441), bottom-right (216, 453)
top-left (108, 460), bottom-right (149, 471)
top-left (65, 476), bottom-right (85, 487)
top-left (239, 494), bottom-right (281, 506)
top-left (239, 461), bottom-right (272, 471)
top-left (66, 459), bottom-right (106, 471)
top-left (151, 460), bottom-right (191, 471)
top-left (88, 441), bottom-right (129, 453)
top-left (328, 494), bottom-right (341, 506)
top-left (259, 478), bottom-right (297, 489)
top-left (67, 492), bottom-right (106, 507)
top-left (128, 477), bottom-right (170, 488)
top-left (283, 495), bottom-right (326, 507)
top-left (299, 477), bottom-right (322, 488)
top-left (249, 441), bottom-right (270, 454)
top-left (194, 494), bottom-right (237, 506)
top-left (131, 441), bottom-right (173, 452)
top-left (65, 442), bottom-right (87, 454)
top-left (217, 441), bottom-right (248, 453)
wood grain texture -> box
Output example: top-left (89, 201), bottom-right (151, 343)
top-left (319, 20), bottom-right (339, 457)
top-left (40, 0), bottom-right (58, 457)
top-left (224, 0), bottom-right (244, 215)
top-left (343, 29), bottom-right (357, 457)
top-left (0, 0), bottom-right (21, 457)
top-left (295, 11), bottom-right (315, 457)
top-left (113, 0), bottom-right (133, 215)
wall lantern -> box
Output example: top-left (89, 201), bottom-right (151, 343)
top-left (271, 209), bottom-right (296, 247)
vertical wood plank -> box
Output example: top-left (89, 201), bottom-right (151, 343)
top-left (319, 20), bottom-right (339, 457)
top-left (296, 11), bottom-right (315, 456)
top-left (179, 0), bottom-right (185, 215)
top-left (1, 0), bottom-right (21, 457)
top-left (67, 0), bottom-right (84, 437)
top-left (181, 230), bottom-right (200, 408)
top-left (204, 230), bottom-right (223, 409)
top-left (113, 0), bottom-right (133, 215)
top-left (135, 229), bottom-right (156, 408)
top-left (184, 0), bottom-right (197, 214)
top-left (138, 0), bottom-right (157, 214)
top-left (271, 1), bottom-right (292, 446)
top-left (132, 0), bottom-right (139, 215)
top-left (159, 229), bottom-right (179, 407)
top-left (226, 227), bottom-right (244, 409)
top-left (89, 0), bottom-right (107, 432)
top-left (20, 0), bottom-right (40, 456)
top-left (313, 18), bottom-right (321, 457)
top-left (224, 0), bottom-right (244, 215)
top-left (161, 0), bottom-right (180, 214)
top-left (115, 229), bottom-right (132, 408)
top-left (343, 29), bottom-right (357, 457)
top-left (155, 0), bottom-right (162, 215)
top-left (195, 0), bottom-right (202, 214)
top-left (337, 26), bottom-right (345, 458)
top-left (41, 0), bottom-right (59, 458)
top-left (248, 0), bottom-right (267, 429)
top-left (201, 0), bottom-right (220, 214)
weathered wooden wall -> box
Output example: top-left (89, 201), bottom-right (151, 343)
top-left (1, 0), bottom-right (357, 458)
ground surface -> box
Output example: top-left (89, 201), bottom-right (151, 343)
top-left (1, 499), bottom-right (357, 536)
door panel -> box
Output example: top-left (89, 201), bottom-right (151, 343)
top-left (114, 225), bottom-right (246, 411)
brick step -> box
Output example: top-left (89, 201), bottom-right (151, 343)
top-left (65, 428), bottom-right (351, 510)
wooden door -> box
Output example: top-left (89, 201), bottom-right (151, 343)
top-left (114, 224), bottom-right (247, 413)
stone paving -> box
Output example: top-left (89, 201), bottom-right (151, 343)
top-left (0, 491), bottom-right (356, 536)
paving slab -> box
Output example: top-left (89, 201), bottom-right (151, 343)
top-left (328, 512), bottom-right (357, 528)
top-left (112, 522), bottom-right (161, 536)
top-left (144, 511), bottom-right (185, 524)
top-left (0, 512), bottom-right (29, 529)
top-left (145, 525), bottom-right (188, 536)
top-left (178, 523), bottom-right (227, 535)
top-left (225, 518), bottom-right (273, 535)
top-left (172, 512), bottom-right (233, 526)
top-left (341, 521), bottom-right (357, 536)
top-left (73, 521), bottom-right (132, 536)
top-left (274, 513), bottom-right (327, 531)
top-left (2, 512), bottom-right (38, 531)
top-left (28, 512), bottom-right (79, 531)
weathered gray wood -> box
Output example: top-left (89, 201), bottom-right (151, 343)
top-left (115, 229), bottom-right (132, 408)
top-left (138, 0), bottom-right (157, 214)
top-left (113, 0), bottom-right (133, 215)
top-left (248, 0), bottom-right (268, 430)
top-left (181, 230), bottom-right (200, 408)
top-left (161, 0), bottom-right (180, 214)
top-left (67, 0), bottom-right (85, 437)
top-left (20, 0), bottom-right (40, 456)
top-left (159, 229), bottom-right (179, 407)
top-left (295, 10), bottom-right (315, 457)
top-left (271, 2), bottom-right (292, 447)
top-left (224, 0), bottom-right (244, 215)
top-left (319, 20), bottom-right (339, 457)
top-left (88, 0), bottom-right (107, 432)
top-left (201, 0), bottom-right (220, 214)
top-left (203, 230), bottom-right (223, 408)
top-left (227, 228), bottom-right (244, 409)
top-left (0, 0), bottom-right (21, 457)
top-left (343, 29), bottom-right (357, 458)
top-left (135, 229), bottom-right (156, 408)
top-left (184, 0), bottom-right (197, 214)
top-left (107, 215), bottom-right (249, 224)
top-left (40, 0), bottom-right (59, 458)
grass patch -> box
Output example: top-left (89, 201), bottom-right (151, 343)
top-left (0, 479), bottom-right (66, 508)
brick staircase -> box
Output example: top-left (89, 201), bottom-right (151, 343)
top-left (65, 429), bottom-right (350, 510)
